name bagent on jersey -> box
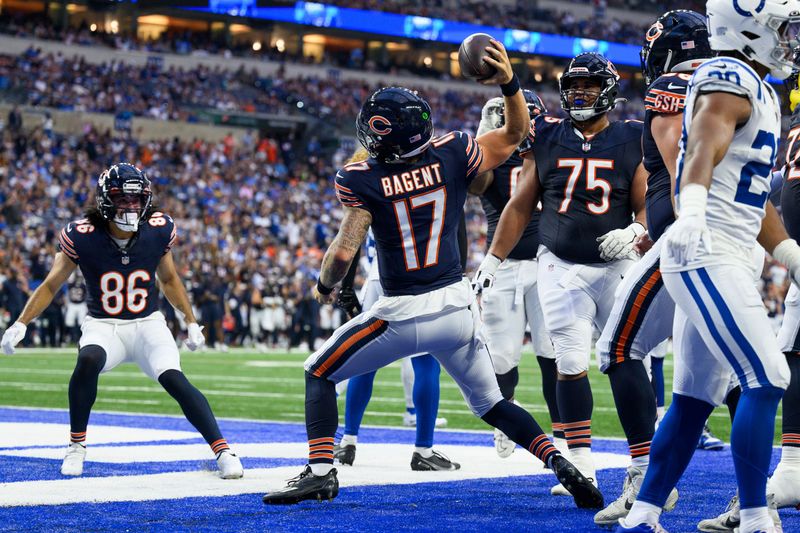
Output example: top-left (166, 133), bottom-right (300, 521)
top-left (380, 163), bottom-right (444, 197)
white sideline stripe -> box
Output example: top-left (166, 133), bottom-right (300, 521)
top-left (0, 442), bottom-right (630, 506)
top-left (0, 423), bottom-right (196, 448)
top-left (0, 379), bottom-right (733, 418)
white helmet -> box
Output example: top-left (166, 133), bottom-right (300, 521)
top-left (707, 0), bottom-right (800, 79)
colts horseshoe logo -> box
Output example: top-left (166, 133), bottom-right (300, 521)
top-left (368, 115), bottom-right (392, 135)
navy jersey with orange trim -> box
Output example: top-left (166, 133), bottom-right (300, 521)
top-left (335, 130), bottom-right (482, 296)
top-left (520, 116), bottom-right (643, 264)
top-left (782, 107), bottom-right (800, 240)
top-left (58, 212), bottom-right (177, 319)
top-left (643, 72), bottom-right (689, 241)
top-left (480, 152), bottom-right (540, 260)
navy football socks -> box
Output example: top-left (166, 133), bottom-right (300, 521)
top-left (68, 344), bottom-right (107, 438)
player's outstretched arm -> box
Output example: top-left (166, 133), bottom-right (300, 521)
top-left (315, 207), bottom-right (372, 304)
top-left (17, 252), bottom-right (76, 325)
top-left (2, 252), bottom-right (76, 354)
top-left (157, 251), bottom-right (198, 324)
top-left (680, 92), bottom-right (751, 191)
top-left (489, 156), bottom-right (539, 260)
top-left (157, 252), bottom-right (206, 351)
top-left (474, 40), bottom-right (529, 174)
top-left (665, 92), bottom-right (751, 265)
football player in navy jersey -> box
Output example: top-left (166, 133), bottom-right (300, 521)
top-left (475, 52), bottom-right (648, 493)
top-left (768, 72), bottom-right (800, 512)
top-left (263, 39), bottom-right (603, 509)
top-left (1, 163), bottom-right (243, 480)
top-left (590, 11), bottom-right (715, 526)
top-left (470, 90), bottom-right (560, 460)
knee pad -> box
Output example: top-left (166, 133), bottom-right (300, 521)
top-left (76, 345), bottom-right (107, 375)
top-left (555, 351), bottom-right (590, 376)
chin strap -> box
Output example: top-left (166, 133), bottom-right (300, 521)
top-left (113, 212), bottom-right (141, 232)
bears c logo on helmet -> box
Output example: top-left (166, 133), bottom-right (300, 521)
top-left (646, 21), bottom-right (664, 42)
top-left (368, 116), bottom-right (392, 135)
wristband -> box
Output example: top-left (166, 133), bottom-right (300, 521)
top-left (500, 74), bottom-right (520, 97)
top-left (677, 183), bottom-right (708, 218)
top-left (316, 279), bottom-right (334, 295)
top-left (773, 239), bottom-right (800, 274)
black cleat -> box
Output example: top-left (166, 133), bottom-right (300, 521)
top-left (333, 443), bottom-right (356, 466)
top-left (410, 450), bottom-right (461, 471)
top-left (262, 465), bottom-right (339, 505)
top-left (551, 455), bottom-right (604, 509)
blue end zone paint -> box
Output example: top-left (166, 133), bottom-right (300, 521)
top-left (0, 407), bottom-right (798, 532)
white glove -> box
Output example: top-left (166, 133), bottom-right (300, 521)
top-left (597, 222), bottom-right (646, 261)
top-left (471, 254), bottom-right (502, 295)
top-left (773, 239), bottom-right (800, 286)
top-left (1, 322), bottom-right (27, 355)
top-left (185, 322), bottom-right (205, 352)
top-left (478, 97), bottom-right (504, 135)
top-left (666, 183), bottom-right (712, 266)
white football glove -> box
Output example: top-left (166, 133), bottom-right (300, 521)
top-left (597, 222), bottom-right (646, 261)
top-left (773, 239), bottom-right (800, 287)
top-left (471, 254), bottom-right (502, 295)
top-left (185, 322), bottom-right (205, 352)
top-left (478, 97), bottom-right (504, 136)
top-left (666, 183), bottom-right (712, 266)
top-left (1, 322), bottom-right (27, 355)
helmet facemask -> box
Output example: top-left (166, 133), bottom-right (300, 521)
top-left (109, 191), bottom-right (149, 232)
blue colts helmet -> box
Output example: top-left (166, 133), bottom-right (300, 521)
top-left (640, 10), bottom-right (714, 86)
top-left (356, 87), bottom-right (434, 163)
top-left (96, 163), bottom-right (152, 232)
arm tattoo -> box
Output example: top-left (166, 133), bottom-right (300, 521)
top-left (319, 207), bottom-right (372, 288)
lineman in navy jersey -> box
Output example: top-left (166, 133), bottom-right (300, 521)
top-left (593, 11), bottom-right (714, 526)
top-left (474, 52), bottom-right (648, 491)
top-left (264, 38), bottom-right (602, 509)
top-left (471, 91), bottom-right (559, 460)
top-left (1, 163), bottom-right (243, 480)
top-left (760, 74), bottom-right (800, 511)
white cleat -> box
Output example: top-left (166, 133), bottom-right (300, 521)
top-left (700, 493), bottom-right (782, 533)
top-left (494, 428), bottom-right (515, 458)
top-left (434, 417), bottom-right (447, 428)
top-left (768, 465), bottom-right (800, 509)
top-left (61, 442), bottom-right (87, 476)
top-left (594, 466), bottom-right (679, 526)
top-left (216, 450), bottom-right (244, 479)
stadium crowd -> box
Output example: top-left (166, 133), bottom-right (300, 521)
top-left (0, 110), bottom-right (790, 352)
top-left (0, 45), bottom-right (645, 132)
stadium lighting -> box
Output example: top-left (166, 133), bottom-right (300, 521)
top-left (252, 41), bottom-right (262, 51)
top-left (275, 38), bottom-right (285, 52)
top-left (110, 20), bottom-right (119, 34)
top-left (90, 24), bottom-right (97, 32)
top-left (423, 56), bottom-right (432, 67)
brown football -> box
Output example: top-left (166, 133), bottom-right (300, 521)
top-left (458, 33), bottom-right (497, 80)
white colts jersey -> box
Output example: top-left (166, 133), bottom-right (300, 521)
top-left (663, 57), bottom-right (781, 272)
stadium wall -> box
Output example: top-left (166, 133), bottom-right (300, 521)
top-left (0, 103), bottom-right (257, 142)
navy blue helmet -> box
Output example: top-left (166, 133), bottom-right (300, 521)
top-left (96, 163), bottom-right (152, 232)
top-left (356, 87), bottom-right (434, 163)
top-left (640, 10), bottom-right (713, 86)
top-left (559, 53), bottom-right (621, 122)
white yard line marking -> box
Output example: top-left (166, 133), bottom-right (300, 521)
top-left (0, 441), bottom-right (629, 506)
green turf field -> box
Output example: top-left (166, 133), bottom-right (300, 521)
top-left (0, 348), bottom-right (766, 442)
